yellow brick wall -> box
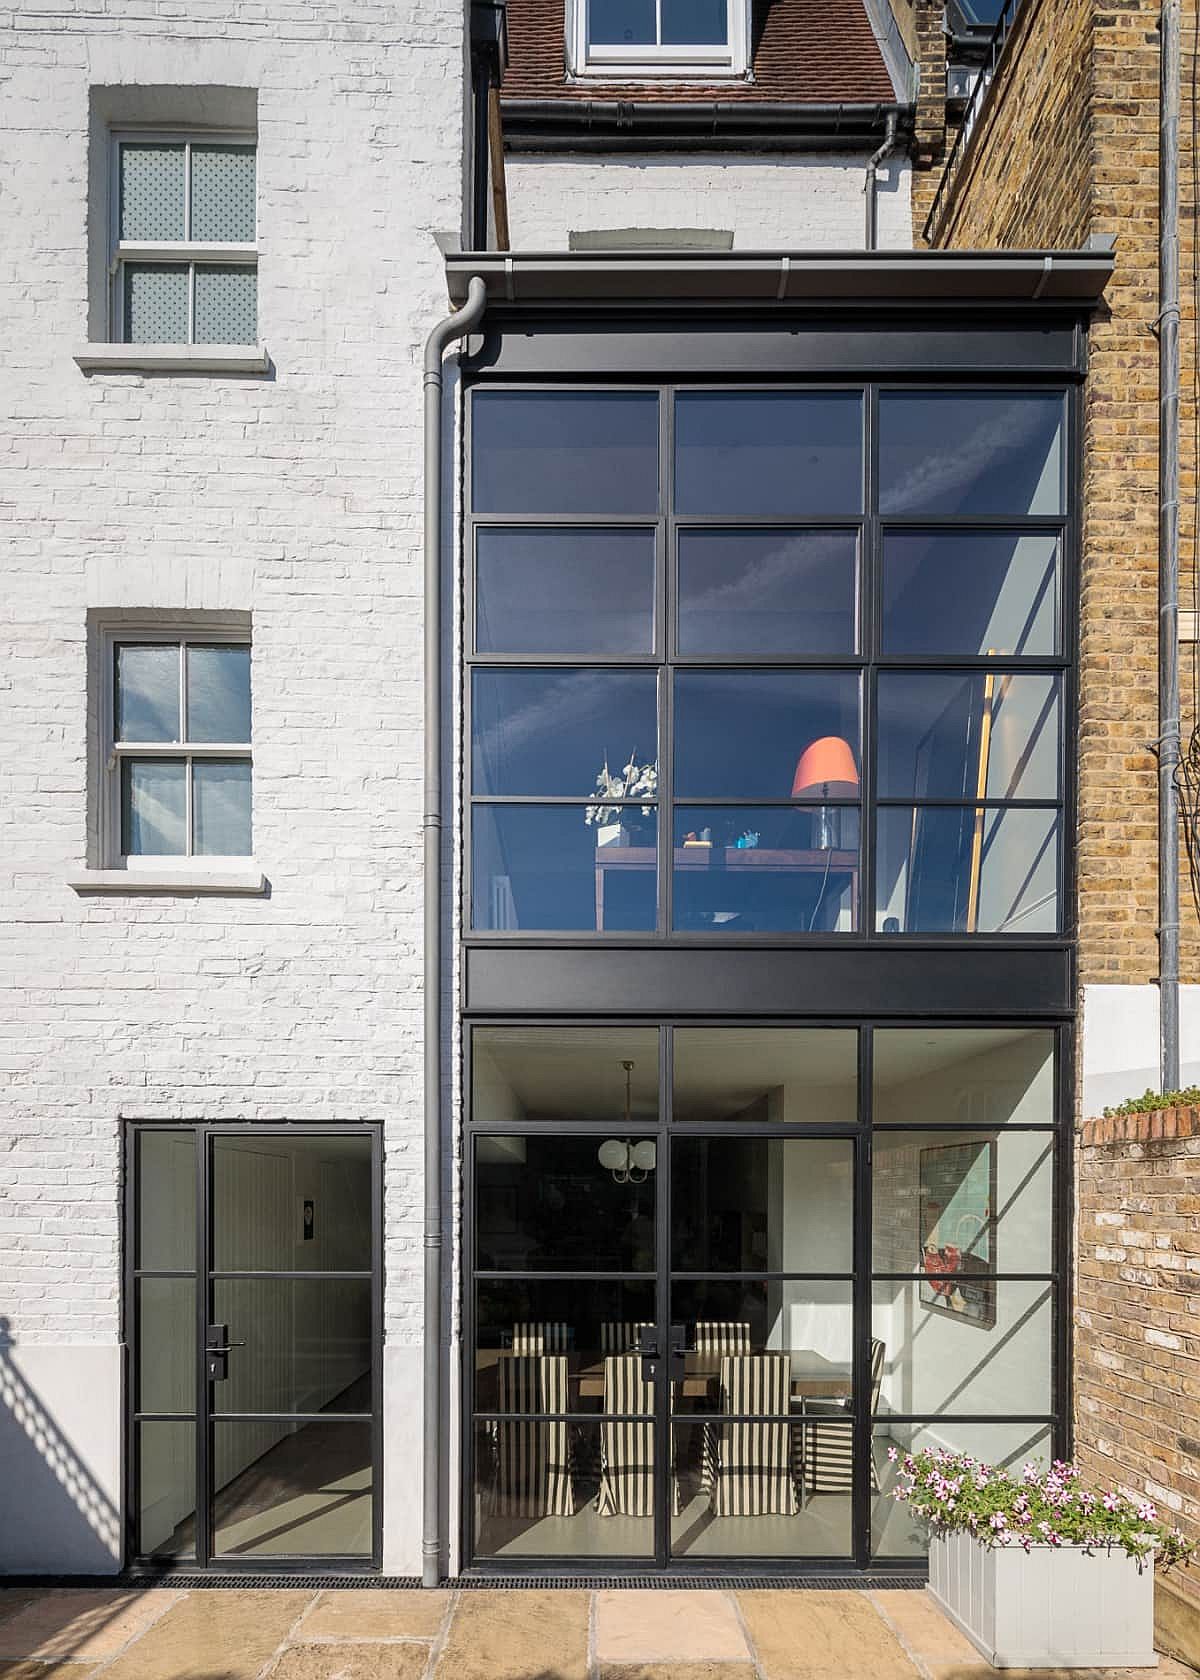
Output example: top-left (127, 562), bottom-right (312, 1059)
top-left (915, 0), bottom-right (1173, 987)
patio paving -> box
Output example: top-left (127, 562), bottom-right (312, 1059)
top-left (0, 1583), bottom-right (1193, 1680)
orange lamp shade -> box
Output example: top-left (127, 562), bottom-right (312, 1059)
top-left (791, 735), bottom-right (859, 798)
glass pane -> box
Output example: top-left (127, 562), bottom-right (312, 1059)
top-left (878, 673), bottom-right (1060, 802)
top-left (194, 264), bottom-right (257, 344)
top-left (674, 671), bottom-right (860, 800)
top-left (673, 1029), bottom-right (857, 1124)
top-left (669, 1281), bottom-right (853, 1417)
top-left (187, 645), bottom-right (251, 743)
top-left (122, 759), bottom-right (186, 855)
top-left (137, 1421), bottom-right (195, 1558)
top-left (473, 391), bottom-right (659, 515)
top-left (589, 0), bottom-right (656, 44)
top-left (873, 1130), bottom-right (1053, 1272)
top-left (474, 1279), bottom-right (657, 1412)
top-left (475, 1134), bottom-right (657, 1272)
top-left (677, 529), bottom-right (857, 656)
top-left (137, 1279), bottom-right (195, 1413)
top-left (136, 1130), bottom-right (196, 1269)
top-left (472, 669), bottom-right (657, 797)
top-left (212, 1420), bottom-right (371, 1557)
top-left (123, 263), bottom-right (189, 343)
top-left (192, 759), bottom-right (252, 856)
top-left (211, 1278), bottom-right (372, 1416)
top-left (872, 1423), bottom-right (1052, 1557)
top-left (672, 805), bottom-right (858, 933)
top-left (672, 1411), bottom-right (851, 1559)
top-left (872, 1280), bottom-right (1053, 1413)
top-left (662, 0), bottom-right (728, 43)
top-left (473, 1027), bottom-right (659, 1124)
top-left (474, 1419), bottom-right (652, 1558)
top-left (212, 1133), bottom-right (373, 1272)
top-left (879, 392), bottom-right (1064, 517)
top-left (116, 644), bottom-right (180, 742)
top-left (873, 1028), bottom-right (1055, 1126)
top-left (120, 142), bottom-right (185, 240)
top-left (883, 532), bottom-right (1059, 656)
top-left (674, 392), bottom-right (863, 517)
top-left (476, 527), bottom-right (656, 654)
top-left (190, 144), bottom-right (256, 241)
top-left (672, 1138), bottom-right (853, 1273)
top-left (876, 805), bottom-right (1060, 934)
top-left (473, 803), bottom-right (657, 932)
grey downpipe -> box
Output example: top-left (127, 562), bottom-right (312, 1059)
top-left (1159, 0), bottom-right (1181, 1091)
top-left (422, 274), bottom-right (487, 1589)
top-left (864, 111), bottom-right (900, 250)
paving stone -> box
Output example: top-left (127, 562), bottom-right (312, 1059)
top-left (870, 1589), bottom-right (980, 1662)
top-left (98, 1590), bottom-right (311, 1680)
top-left (298, 1589), bottom-right (449, 1641)
top-left (0, 1665), bottom-right (99, 1679)
top-left (735, 1590), bottom-right (920, 1679)
top-left (595, 1665), bottom-right (755, 1679)
top-left (431, 1590), bottom-right (588, 1680)
top-left (269, 1645), bottom-right (429, 1680)
top-left (0, 1590), bottom-right (181, 1663)
top-left (0, 1598), bottom-right (39, 1631)
top-left (595, 1592), bottom-right (750, 1664)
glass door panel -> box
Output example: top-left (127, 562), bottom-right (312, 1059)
top-left (206, 1132), bottom-right (375, 1562)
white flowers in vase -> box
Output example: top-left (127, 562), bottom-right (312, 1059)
top-left (585, 751), bottom-right (658, 843)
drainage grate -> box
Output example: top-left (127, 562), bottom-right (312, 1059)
top-left (8, 1570), bottom-right (927, 1592)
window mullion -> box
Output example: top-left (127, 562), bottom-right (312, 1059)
top-left (184, 139), bottom-right (192, 241)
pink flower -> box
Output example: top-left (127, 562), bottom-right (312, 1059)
top-left (1137, 1502), bottom-right (1157, 1522)
top-left (1103, 1493), bottom-right (1120, 1512)
top-left (990, 1514), bottom-right (1007, 1530)
top-left (887, 1446), bottom-right (899, 1462)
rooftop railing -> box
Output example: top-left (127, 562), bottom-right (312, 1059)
top-left (923, 0), bottom-right (1022, 243)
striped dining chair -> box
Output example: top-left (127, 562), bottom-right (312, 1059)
top-left (796, 1337), bottom-right (886, 1499)
top-left (595, 1354), bottom-right (654, 1517)
top-left (709, 1353), bottom-right (798, 1517)
top-left (601, 1321), bottom-right (654, 1355)
top-left (510, 1321), bottom-right (570, 1354)
top-left (694, 1321), bottom-right (752, 1356)
top-left (490, 1353), bottom-right (575, 1518)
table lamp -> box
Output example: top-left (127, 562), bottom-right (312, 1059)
top-left (792, 735), bottom-right (859, 850)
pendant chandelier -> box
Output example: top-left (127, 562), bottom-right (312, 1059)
top-left (598, 1060), bottom-right (657, 1184)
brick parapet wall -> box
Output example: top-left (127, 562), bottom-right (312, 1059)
top-left (1075, 1109), bottom-right (1200, 1592)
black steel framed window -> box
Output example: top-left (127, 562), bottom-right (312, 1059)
top-left (123, 1122), bottom-right (383, 1571)
top-left (464, 381), bottom-right (1073, 942)
top-left (461, 1020), bottom-right (1068, 1573)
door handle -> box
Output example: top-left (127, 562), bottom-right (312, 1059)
top-left (635, 1327), bottom-right (660, 1383)
top-left (668, 1323), bottom-right (691, 1381)
top-left (205, 1323), bottom-right (246, 1382)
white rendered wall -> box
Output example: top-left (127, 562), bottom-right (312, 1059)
top-left (0, 2), bottom-right (464, 1574)
top-left (1080, 983), bottom-right (1200, 1115)
top-left (504, 150), bottom-right (913, 252)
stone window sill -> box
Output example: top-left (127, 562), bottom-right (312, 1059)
top-left (73, 344), bottom-right (270, 374)
top-left (68, 869), bottom-right (267, 896)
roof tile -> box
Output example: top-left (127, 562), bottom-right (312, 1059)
top-left (501, 0), bottom-right (897, 105)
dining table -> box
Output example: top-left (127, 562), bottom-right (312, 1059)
top-left (475, 1348), bottom-right (853, 1409)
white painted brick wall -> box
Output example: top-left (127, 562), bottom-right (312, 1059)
top-left (504, 150), bottom-right (913, 251)
top-left (0, 0), bottom-right (464, 1571)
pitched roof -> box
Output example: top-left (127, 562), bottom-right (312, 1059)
top-left (500, 0), bottom-right (897, 105)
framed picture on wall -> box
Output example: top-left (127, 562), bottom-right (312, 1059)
top-left (918, 1139), bottom-right (997, 1329)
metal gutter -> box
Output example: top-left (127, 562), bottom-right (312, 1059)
top-left (500, 98), bottom-right (913, 153)
top-left (444, 247), bottom-right (1114, 307)
top-left (422, 275), bottom-right (488, 1589)
top-left (1158, 0), bottom-right (1182, 1091)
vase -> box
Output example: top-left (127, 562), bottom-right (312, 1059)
top-left (928, 1529), bottom-right (1157, 1668)
top-left (595, 822), bottom-right (628, 849)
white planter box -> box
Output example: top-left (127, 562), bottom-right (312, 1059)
top-left (928, 1529), bottom-right (1158, 1668)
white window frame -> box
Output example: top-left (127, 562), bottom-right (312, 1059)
top-left (108, 130), bottom-right (258, 345)
top-left (100, 623), bottom-right (253, 869)
top-left (566, 0), bottom-right (751, 77)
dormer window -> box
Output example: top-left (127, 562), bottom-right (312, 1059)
top-left (568, 0), bottom-right (751, 77)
